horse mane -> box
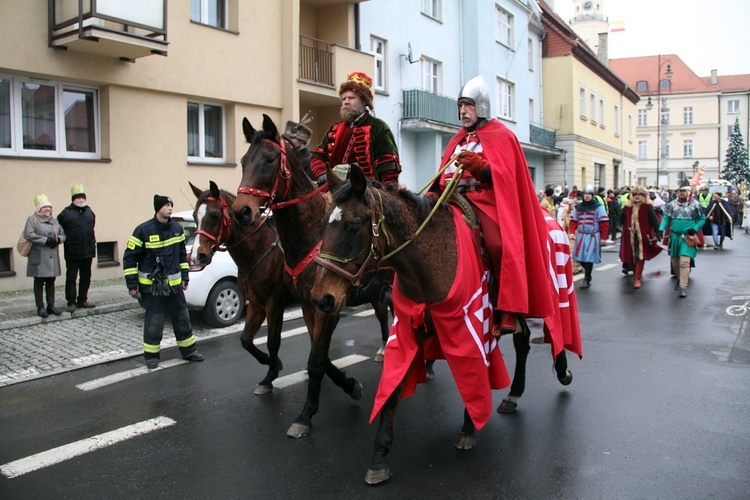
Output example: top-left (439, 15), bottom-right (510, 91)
top-left (333, 180), bottom-right (443, 225)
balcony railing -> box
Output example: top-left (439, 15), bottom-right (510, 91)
top-left (299, 36), bottom-right (334, 87)
top-left (49, 0), bottom-right (168, 61)
top-left (530, 124), bottom-right (556, 149)
top-left (402, 89), bottom-right (461, 128)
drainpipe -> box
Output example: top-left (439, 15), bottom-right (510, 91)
top-left (354, 4), bottom-right (360, 50)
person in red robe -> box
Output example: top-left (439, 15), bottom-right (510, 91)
top-left (616, 185), bottom-right (662, 288)
top-left (436, 75), bottom-right (555, 335)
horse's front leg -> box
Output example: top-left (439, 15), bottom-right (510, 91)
top-left (497, 321), bottom-right (531, 414)
top-left (371, 298), bottom-right (389, 362)
top-left (365, 386), bottom-right (401, 485)
top-left (254, 302), bottom-right (285, 395)
top-left (555, 350), bottom-right (573, 385)
top-left (454, 408), bottom-right (477, 449)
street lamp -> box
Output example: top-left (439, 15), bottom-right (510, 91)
top-left (645, 55), bottom-right (674, 188)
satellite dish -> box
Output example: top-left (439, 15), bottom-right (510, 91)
top-left (408, 43), bottom-right (413, 62)
top-left (405, 43), bottom-right (421, 64)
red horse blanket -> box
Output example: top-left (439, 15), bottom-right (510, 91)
top-left (370, 206), bottom-right (511, 430)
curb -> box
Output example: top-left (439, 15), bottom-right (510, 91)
top-left (0, 301), bottom-right (141, 332)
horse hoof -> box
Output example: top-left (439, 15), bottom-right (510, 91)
top-left (286, 422), bottom-right (311, 439)
top-left (349, 381), bottom-right (364, 400)
top-left (253, 384), bottom-right (273, 396)
top-left (365, 467), bottom-right (392, 485)
top-left (454, 432), bottom-right (477, 450)
top-left (425, 370), bottom-right (434, 381)
top-left (497, 396), bottom-right (518, 414)
top-left (558, 370), bottom-right (573, 386)
top-left (373, 353), bottom-right (384, 363)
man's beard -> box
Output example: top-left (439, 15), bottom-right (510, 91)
top-left (340, 102), bottom-right (365, 123)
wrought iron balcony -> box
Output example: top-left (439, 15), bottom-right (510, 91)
top-left (49, 0), bottom-right (168, 61)
top-left (530, 124), bottom-right (556, 149)
top-left (299, 36), bottom-right (334, 87)
top-left (402, 89), bottom-right (461, 128)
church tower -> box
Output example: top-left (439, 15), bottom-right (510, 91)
top-left (569, 0), bottom-right (609, 55)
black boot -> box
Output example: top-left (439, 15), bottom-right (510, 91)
top-left (47, 304), bottom-right (62, 316)
top-left (37, 307), bottom-right (49, 318)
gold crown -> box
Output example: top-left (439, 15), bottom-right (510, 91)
top-left (347, 71), bottom-right (373, 88)
top-left (71, 184), bottom-right (85, 196)
top-left (33, 194), bottom-right (49, 206)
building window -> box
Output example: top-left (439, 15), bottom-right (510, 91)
top-left (97, 242), bottom-right (119, 267)
top-left (636, 80), bottom-right (648, 92)
top-left (590, 93), bottom-right (596, 123)
top-left (187, 101), bottom-right (225, 162)
top-left (528, 38), bottom-right (534, 71)
top-left (370, 36), bottom-right (387, 92)
top-left (599, 97), bottom-right (605, 125)
top-left (421, 0), bottom-right (441, 20)
top-left (579, 87), bottom-right (586, 118)
top-left (683, 139), bottom-right (693, 158)
top-left (495, 5), bottom-right (514, 48)
top-left (664, 139), bottom-right (670, 158)
top-left (659, 79), bottom-right (670, 91)
top-left (0, 248), bottom-right (13, 278)
top-left (728, 99), bottom-right (740, 113)
top-left (190, 0), bottom-right (227, 29)
top-left (0, 75), bottom-right (99, 158)
top-left (728, 124), bottom-right (737, 137)
top-left (497, 77), bottom-right (514, 120)
top-left (638, 140), bottom-right (648, 159)
top-left (638, 108), bottom-right (647, 126)
top-left (683, 106), bottom-right (693, 125)
top-left (614, 104), bottom-right (621, 136)
top-left (420, 58), bottom-right (440, 93)
top-left (529, 99), bottom-right (534, 123)
top-left (628, 114), bottom-right (633, 142)
top-left (661, 107), bottom-right (670, 125)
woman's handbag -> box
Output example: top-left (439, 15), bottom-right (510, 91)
top-left (16, 218), bottom-right (37, 257)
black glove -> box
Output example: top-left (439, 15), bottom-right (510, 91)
top-left (686, 228), bottom-right (696, 236)
top-left (316, 174), bottom-right (327, 186)
top-left (45, 237), bottom-right (57, 248)
top-left (656, 230), bottom-right (663, 240)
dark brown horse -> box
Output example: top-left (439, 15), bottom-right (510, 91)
top-left (189, 181), bottom-right (294, 395)
top-left (309, 164), bottom-right (573, 484)
top-left (232, 115), bottom-right (392, 438)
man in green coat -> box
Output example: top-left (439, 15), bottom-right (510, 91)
top-left (658, 186), bottom-right (706, 298)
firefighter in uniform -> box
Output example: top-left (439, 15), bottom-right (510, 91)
top-left (123, 195), bottom-right (204, 369)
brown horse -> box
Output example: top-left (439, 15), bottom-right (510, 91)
top-left (232, 115), bottom-right (392, 438)
top-left (309, 164), bottom-right (574, 484)
top-left (189, 181), bottom-right (294, 395)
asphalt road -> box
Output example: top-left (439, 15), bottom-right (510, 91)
top-left (1, 240), bottom-right (749, 499)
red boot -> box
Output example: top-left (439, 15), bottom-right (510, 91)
top-left (633, 260), bottom-right (644, 289)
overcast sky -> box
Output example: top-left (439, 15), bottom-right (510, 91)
top-left (551, 0), bottom-right (750, 77)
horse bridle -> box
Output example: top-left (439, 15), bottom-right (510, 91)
top-left (236, 136), bottom-right (328, 211)
top-left (314, 187), bottom-right (389, 288)
top-left (194, 192), bottom-right (266, 253)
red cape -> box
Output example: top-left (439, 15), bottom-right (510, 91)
top-left (541, 207), bottom-right (583, 359)
top-left (440, 119), bottom-right (555, 319)
top-left (370, 207), bottom-right (511, 430)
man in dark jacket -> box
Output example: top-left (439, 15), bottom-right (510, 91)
top-left (57, 184), bottom-right (96, 312)
top-left (123, 195), bottom-right (203, 369)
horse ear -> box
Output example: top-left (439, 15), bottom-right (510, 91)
top-left (209, 180), bottom-right (220, 198)
top-left (326, 163), bottom-right (341, 191)
top-left (261, 114), bottom-right (280, 141)
top-left (189, 181), bottom-right (203, 199)
top-left (350, 163), bottom-right (367, 199)
top-left (242, 117), bottom-right (255, 143)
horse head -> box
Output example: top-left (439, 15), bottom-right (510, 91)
top-left (311, 164), bottom-right (384, 315)
top-left (233, 115), bottom-right (301, 226)
top-left (189, 180), bottom-right (235, 266)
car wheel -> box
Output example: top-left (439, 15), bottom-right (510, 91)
top-left (203, 280), bottom-right (243, 327)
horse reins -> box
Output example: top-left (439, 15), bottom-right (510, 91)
top-left (194, 193), bottom-right (268, 253)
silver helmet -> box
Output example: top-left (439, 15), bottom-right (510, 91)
top-left (458, 75), bottom-right (491, 119)
top-left (583, 184), bottom-right (596, 194)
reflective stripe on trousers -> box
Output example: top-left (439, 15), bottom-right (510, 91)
top-left (141, 291), bottom-right (196, 359)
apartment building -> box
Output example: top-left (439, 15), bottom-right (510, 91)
top-left (539, 1), bottom-right (639, 190)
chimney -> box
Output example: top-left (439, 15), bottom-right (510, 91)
top-left (710, 69), bottom-right (718, 85)
top-left (597, 32), bottom-right (609, 66)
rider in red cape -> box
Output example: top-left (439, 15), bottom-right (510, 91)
top-left (438, 76), bottom-right (555, 329)
top-left (370, 206), bottom-right (510, 430)
top-left (540, 206), bottom-right (583, 359)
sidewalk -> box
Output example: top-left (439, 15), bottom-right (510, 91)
top-left (0, 280), bottom-right (302, 387)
